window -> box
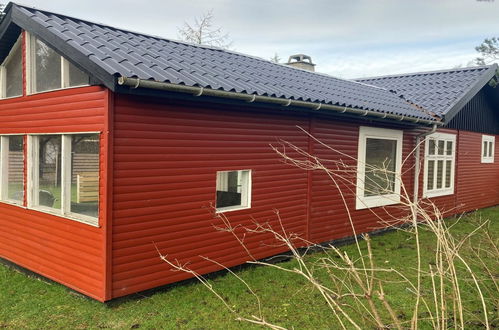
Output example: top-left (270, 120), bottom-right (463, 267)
top-left (0, 135), bottom-right (25, 205)
top-left (481, 135), bottom-right (495, 163)
top-left (0, 37), bottom-right (23, 99)
top-left (423, 132), bottom-right (456, 198)
top-left (216, 170), bottom-right (251, 212)
top-left (356, 127), bottom-right (403, 210)
top-left (28, 133), bottom-right (100, 225)
top-left (28, 34), bottom-right (89, 94)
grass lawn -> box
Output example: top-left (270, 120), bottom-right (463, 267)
top-left (1, 207), bottom-right (498, 329)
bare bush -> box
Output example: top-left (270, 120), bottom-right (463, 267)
top-left (158, 128), bottom-right (496, 329)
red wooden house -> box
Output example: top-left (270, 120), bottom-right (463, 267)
top-left (0, 3), bottom-right (497, 302)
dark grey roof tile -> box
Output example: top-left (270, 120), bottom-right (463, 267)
top-left (357, 66), bottom-right (496, 117)
top-left (11, 3), bottom-right (447, 121)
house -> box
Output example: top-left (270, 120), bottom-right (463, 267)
top-left (0, 3), bottom-right (497, 302)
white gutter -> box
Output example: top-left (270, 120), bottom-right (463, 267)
top-left (117, 76), bottom-right (443, 127)
top-left (412, 124), bottom-right (438, 220)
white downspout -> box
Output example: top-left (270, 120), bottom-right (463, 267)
top-left (412, 124), bottom-right (438, 220)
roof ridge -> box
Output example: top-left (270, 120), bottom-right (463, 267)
top-left (9, 2), bottom-right (393, 91)
top-left (356, 64), bottom-right (497, 81)
top-left (3, 2), bottom-right (437, 123)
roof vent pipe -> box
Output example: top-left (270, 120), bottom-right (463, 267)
top-left (286, 54), bottom-right (316, 72)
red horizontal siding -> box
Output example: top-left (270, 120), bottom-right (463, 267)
top-left (112, 96), bottom-right (309, 298)
top-left (308, 118), bottom-right (421, 243)
top-left (456, 131), bottom-right (499, 212)
top-left (0, 86), bottom-right (109, 301)
top-left (112, 94), bottom-right (499, 300)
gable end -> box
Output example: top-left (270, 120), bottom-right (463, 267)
top-left (445, 86), bottom-right (499, 134)
top-left (442, 64), bottom-right (498, 124)
top-left (3, 5), bottom-right (116, 91)
top-left (0, 7), bottom-right (21, 63)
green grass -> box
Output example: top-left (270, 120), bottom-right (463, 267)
top-left (0, 207), bottom-right (498, 329)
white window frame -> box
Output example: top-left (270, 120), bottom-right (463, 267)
top-left (356, 126), bottom-right (403, 210)
top-left (423, 132), bottom-right (456, 198)
top-left (0, 135), bottom-right (25, 206)
top-left (27, 133), bottom-right (100, 226)
top-left (215, 169), bottom-right (252, 213)
top-left (0, 36), bottom-right (23, 99)
top-left (481, 135), bottom-right (495, 163)
top-left (26, 32), bottom-right (89, 95)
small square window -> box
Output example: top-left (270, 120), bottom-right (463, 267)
top-left (481, 135), bottom-right (495, 163)
top-left (216, 170), bottom-right (251, 212)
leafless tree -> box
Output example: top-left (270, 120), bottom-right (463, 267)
top-left (270, 53), bottom-right (281, 64)
top-left (177, 9), bottom-right (233, 49)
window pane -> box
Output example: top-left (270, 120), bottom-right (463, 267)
top-left (37, 135), bottom-right (61, 209)
top-left (428, 139), bottom-right (436, 155)
top-left (0, 142), bottom-right (2, 196)
top-left (437, 140), bottom-right (445, 155)
top-left (436, 160), bottom-right (444, 189)
top-left (8, 136), bottom-right (24, 202)
top-left (446, 141), bottom-right (453, 156)
top-left (488, 142), bottom-right (493, 158)
top-left (68, 61), bottom-right (89, 87)
top-left (427, 160), bottom-right (434, 190)
top-left (445, 160), bottom-right (452, 188)
top-left (364, 138), bottom-right (397, 197)
top-left (33, 38), bottom-right (61, 92)
top-left (483, 141), bottom-right (488, 157)
top-left (4, 42), bottom-right (23, 98)
top-left (70, 134), bottom-right (99, 218)
top-left (216, 171), bottom-right (242, 208)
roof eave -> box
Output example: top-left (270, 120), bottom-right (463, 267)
top-left (117, 76), bottom-right (442, 126)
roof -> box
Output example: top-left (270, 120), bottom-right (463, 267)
top-left (357, 65), bottom-right (498, 122)
top-left (0, 2), bottom-right (437, 123)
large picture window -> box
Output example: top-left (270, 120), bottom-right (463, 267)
top-left (356, 127), bottom-right (403, 210)
top-left (28, 133), bottom-right (100, 225)
top-left (423, 132), bottom-right (456, 198)
top-left (28, 34), bottom-right (89, 94)
top-left (0, 37), bottom-right (23, 99)
top-left (0, 135), bottom-right (25, 205)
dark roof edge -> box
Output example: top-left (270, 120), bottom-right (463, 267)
top-left (8, 4), bottom-right (117, 91)
top-left (0, 5), bottom-right (21, 63)
top-left (7, 2), bottom-right (280, 69)
top-left (443, 63), bottom-right (498, 123)
top-left (0, 3), bottom-right (14, 37)
top-left (6, 3), bottom-right (409, 95)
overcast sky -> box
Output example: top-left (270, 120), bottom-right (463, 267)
top-left (8, 0), bottom-right (499, 78)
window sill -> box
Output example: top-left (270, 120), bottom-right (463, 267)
top-left (215, 205), bottom-right (251, 214)
top-left (355, 194), bottom-right (401, 210)
top-left (28, 84), bottom-right (90, 96)
top-left (0, 94), bottom-right (23, 100)
top-left (0, 200), bottom-right (26, 208)
top-left (29, 205), bottom-right (99, 227)
top-left (481, 159), bottom-right (494, 164)
top-left (423, 189), bottom-right (454, 198)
